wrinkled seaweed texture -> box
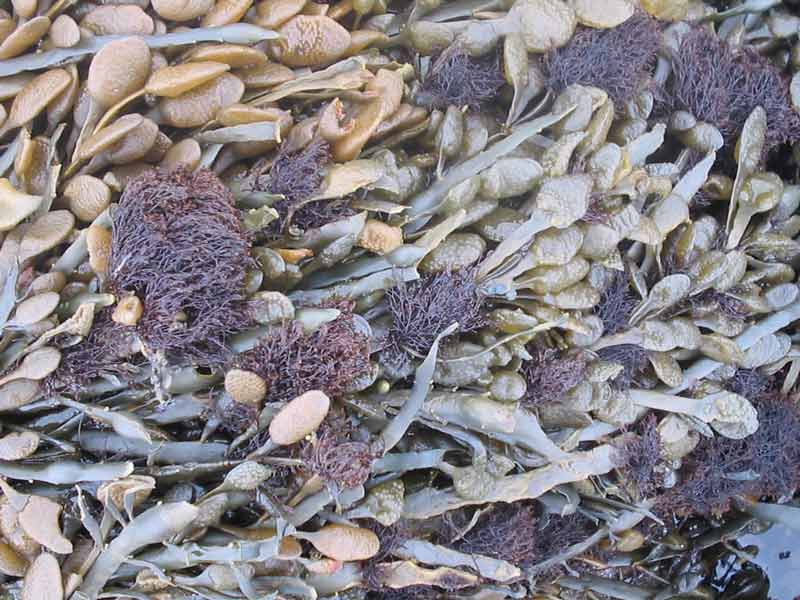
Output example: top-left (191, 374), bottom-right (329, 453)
top-left (381, 269), bottom-right (486, 374)
top-left (520, 346), bottom-right (588, 406)
top-left (237, 307), bottom-right (371, 405)
top-left (107, 168), bottom-right (252, 366)
top-left (452, 503), bottom-right (594, 572)
top-left (669, 27), bottom-right (800, 150)
top-left (252, 139), bottom-right (353, 233)
top-left (615, 414), bottom-right (665, 500)
top-left (544, 12), bottom-right (661, 107)
top-left (45, 309), bottom-right (141, 394)
top-left (593, 270), bottom-right (638, 336)
top-left (661, 392), bottom-right (800, 516)
top-left (417, 46), bottom-right (506, 110)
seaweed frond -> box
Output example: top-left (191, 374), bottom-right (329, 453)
top-left (416, 46), bottom-right (506, 110)
top-left (688, 289), bottom-right (748, 319)
top-left (669, 27), bottom-right (800, 149)
top-left (301, 417), bottom-right (381, 491)
top-left (237, 305), bottom-right (371, 405)
top-left (382, 269), bottom-right (486, 374)
top-left (107, 168), bottom-right (252, 366)
top-left (726, 368), bottom-right (774, 400)
top-left (545, 12), bottom-right (661, 107)
top-left (596, 344), bottom-right (651, 390)
top-left (362, 521), bottom-right (413, 591)
top-left (366, 586), bottom-right (440, 600)
top-left (44, 309), bottom-right (141, 393)
top-left (266, 138), bottom-right (331, 205)
top-left (615, 414), bottom-right (665, 500)
top-left (520, 345), bottom-right (588, 406)
top-left (259, 138), bottom-right (355, 233)
top-left (593, 270), bottom-right (638, 336)
top-left (453, 503), bottom-right (594, 574)
top-left (215, 395), bottom-right (259, 436)
top-left (453, 503), bottom-right (539, 566)
top-left (661, 391), bottom-right (800, 516)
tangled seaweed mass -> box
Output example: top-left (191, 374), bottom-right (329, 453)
top-left (1, 1), bottom-right (800, 599)
top-left (108, 168), bottom-right (252, 365)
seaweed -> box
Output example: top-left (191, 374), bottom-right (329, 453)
top-left (107, 168), bottom-right (252, 366)
top-left (669, 27), bottom-right (800, 149)
top-left (615, 414), bottom-right (665, 500)
top-left (416, 46), bottom-right (506, 110)
top-left (596, 343), bottom-right (651, 390)
top-left (362, 521), bottom-right (413, 591)
top-left (215, 395), bottom-right (259, 437)
top-left (381, 269), bottom-right (486, 375)
top-left (266, 138), bottom-right (331, 205)
top-left (520, 345), bottom-right (588, 406)
top-left (688, 289), bottom-right (748, 320)
top-left (452, 502), bottom-right (539, 566)
top-left (453, 503), bottom-right (594, 573)
top-left (661, 392), bottom-right (800, 516)
top-left (544, 12), bottom-right (661, 107)
top-left (593, 270), bottom-right (638, 336)
top-left (725, 368), bottom-right (774, 400)
top-left (246, 139), bottom-right (354, 234)
top-left (45, 309), bottom-right (142, 394)
top-left (301, 417), bottom-right (381, 490)
top-left (236, 306), bottom-right (371, 405)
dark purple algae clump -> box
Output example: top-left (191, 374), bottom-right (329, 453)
top-left (668, 27), bottom-right (800, 150)
top-left (44, 308), bottom-right (141, 394)
top-left (416, 46), bottom-right (506, 110)
top-left (301, 417), bottom-right (381, 490)
top-left (253, 138), bottom-right (354, 233)
top-left (660, 392), bottom-right (800, 516)
top-left (452, 502), bottom-right (594, 572)
top-left (107, 167), bottom-right (252, 366)
top-left (236, 306), bottom-right (371, 405)
top-left (544, 12), bottom-right (661, 107)
top-left (615, 414), bottom-right (666, 500)
top-left (381, 268), bottom-right (486, 376)
top-left (593, 270), bottom-right (638, 336)
top-left (520, 345), bottom-right (588, 406)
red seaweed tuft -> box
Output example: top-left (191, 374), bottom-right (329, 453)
top-left (545, 12), bottom-right (661, 107)
top-left (44, 309), bottom-right (142, 394)
top-left (615, 414), bottom-right (665, 500)
top-left (236, 306), bottom-right (371, 405)
top-left (107, 168), bottom-right (252, 366)
top-left (382, 268), bottom-right (486, 375)
top-left (660, 391), bottom-right (800, 516)
top-left (520, 345), bottom-right (588, 406)
top-left (416, 46), bottom-right (506, 110)
top-left (301, 417), bottom-right (381, 491)
top-left (668, 27), bottom-right (800, 150)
